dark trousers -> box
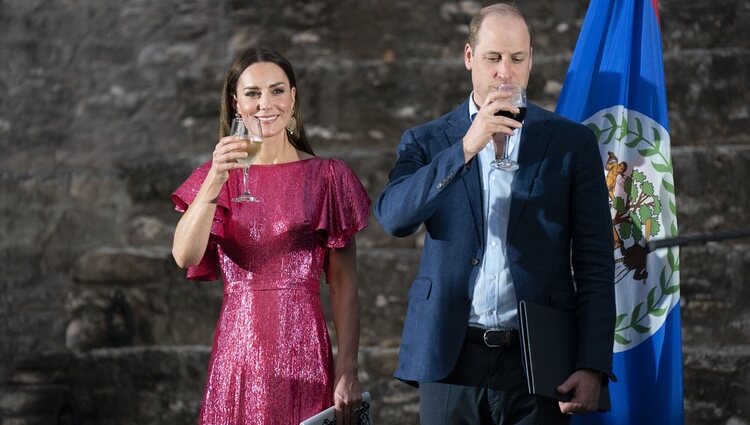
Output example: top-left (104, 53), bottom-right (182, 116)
top-left (418, 338), bottom-right (570, 425)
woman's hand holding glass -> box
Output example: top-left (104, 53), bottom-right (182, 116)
top-left (208, 117), bottom-right (263, 202)
top-left (230, 117), bottom-right (263, 202)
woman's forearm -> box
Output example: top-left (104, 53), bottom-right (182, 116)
top-left (172, 176), bottom-right (223, 268)
top-left (328, 242), bottom-right (361, 376)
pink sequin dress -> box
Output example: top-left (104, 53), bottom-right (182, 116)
top-left (171, 157), bottom-right (370, 425)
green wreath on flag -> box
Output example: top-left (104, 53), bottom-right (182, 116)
top-left (587, 113), bottom-right (680, 346)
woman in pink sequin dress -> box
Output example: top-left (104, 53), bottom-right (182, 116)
top-left (171, 46), bottom-right (370, 425)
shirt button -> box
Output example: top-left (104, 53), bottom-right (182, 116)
top-left (489, 274), bottom-right (496, 280)
top-left (470, 258), bottom-right (480, 266)
top-left (491, 240), bottom-right (497, 247)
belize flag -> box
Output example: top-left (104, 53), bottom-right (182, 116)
top-left (556, 1), bottom-right (683, 424)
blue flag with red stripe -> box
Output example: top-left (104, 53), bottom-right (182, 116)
top-left (556, 1), bottom-right (684, 424)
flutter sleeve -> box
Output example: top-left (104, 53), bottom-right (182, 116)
top-left (170, 161), bottom-right (230, 281)
top-left (315, 158), bottom-right (371, 248)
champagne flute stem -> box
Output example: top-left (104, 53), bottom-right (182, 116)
top-left (242, 166), bottom-right (249, 194)
top-left (503, 134), bottom-right (511, 160)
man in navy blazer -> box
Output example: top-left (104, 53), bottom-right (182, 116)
top-left (374, 3), bottom-right (615, 424)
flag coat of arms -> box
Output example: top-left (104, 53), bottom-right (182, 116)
top-left (555, 1), bottom-right (683, 424)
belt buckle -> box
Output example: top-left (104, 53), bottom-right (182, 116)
top-left (483, 330), bottom-right (503, 348)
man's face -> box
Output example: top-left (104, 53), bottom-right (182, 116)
top-left (464, 13), bottom-right (533, 106)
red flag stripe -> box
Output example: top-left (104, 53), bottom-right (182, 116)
top-left (651, 0), bottom-right (661, 24)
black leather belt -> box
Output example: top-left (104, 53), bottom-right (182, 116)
top-left (465, 327), bottom-right (519, 348)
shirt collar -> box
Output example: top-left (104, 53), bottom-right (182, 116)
top-left (468, 92), bottom-right (479, 122)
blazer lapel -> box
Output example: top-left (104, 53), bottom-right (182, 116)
top-left (445, 100), bottom-right (484, 246)
top-left (507, 103), bottom-right (552, 243)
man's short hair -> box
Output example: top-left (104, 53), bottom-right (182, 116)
top-left (467, 3), bottom-right (533, 49)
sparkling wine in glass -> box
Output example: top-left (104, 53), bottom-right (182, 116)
top-left (232, 117), bottom-right (263, 202)
top-left (491, 84), bottom-right (526, 171)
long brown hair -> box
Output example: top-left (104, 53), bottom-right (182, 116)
top-left (219, 45), bottom-right (314, 155)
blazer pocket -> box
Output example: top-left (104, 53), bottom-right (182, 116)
top-left (408, 277), bottom-right (432, 299)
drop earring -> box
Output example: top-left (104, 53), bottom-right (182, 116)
top-left (286, 115), bottom-right (297, 134)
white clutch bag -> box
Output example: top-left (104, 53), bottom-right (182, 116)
top-left (299, 392), bottom-right (372, 425)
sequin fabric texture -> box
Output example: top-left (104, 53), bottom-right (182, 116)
top-left (172, 157), bottom-right (370, 424)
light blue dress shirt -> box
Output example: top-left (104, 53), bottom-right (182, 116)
top-left (467, 94), bottom-right (523, 330)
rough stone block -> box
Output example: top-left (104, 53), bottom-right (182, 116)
top-left (359, 346), bottom-right (420, 424)
top-left (359, 248), bottom-right (421, 346)
top-left (0, 385), bottom-right (66, 415)
top-left (64, 346), bottom-right (208, 424)
top-left (119, 156), bottom-right (203, 204)
top-left (665, 50), bottom-right (750, 145)
top-left (73, 246), bottom-right (174, 285)
top-left (63, 279), bottom-right (222, 351)
top-left (672, 146), bottom-right (750, 233)
top-left (661, 0), bottom-right (750, 51)
top-left (680, 243), bottom-right (750, 346)
top-left (683, 346), bottom-right (750, 424)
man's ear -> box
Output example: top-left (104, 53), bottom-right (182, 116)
top-left (528, 46), bottom-right (533, 73)
top-left (464, 43), bottom-right (474, 71)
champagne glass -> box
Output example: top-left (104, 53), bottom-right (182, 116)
top-left (231, 117), bottom-right (263, 202)
top-left (491, 84), bottom-right (527, 171)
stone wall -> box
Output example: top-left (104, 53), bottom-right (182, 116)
top-left (1, 0), bottom-right (748, 424)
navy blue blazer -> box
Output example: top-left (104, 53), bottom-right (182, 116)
top-left (374, 99), bottom-right (616, 385)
